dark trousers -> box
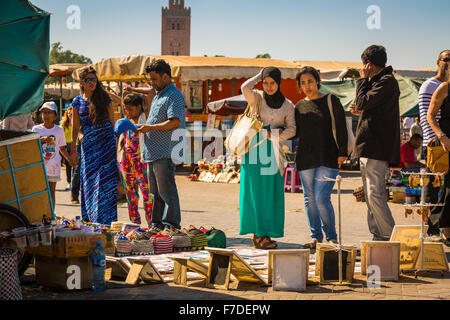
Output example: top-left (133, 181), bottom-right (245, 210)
top-left (71, 143), bottom-right (82, 200)
top-left (147, 158), bottom-right (181, 229)
top-left (64, 144), bottom-right (73, 184)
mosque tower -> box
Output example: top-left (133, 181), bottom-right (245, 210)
top-left (161, 0), bottom-right (191, 56)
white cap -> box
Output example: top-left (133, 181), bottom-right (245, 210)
top-left (40, 102), bottom-right (58, 113)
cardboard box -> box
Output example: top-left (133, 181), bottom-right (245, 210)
top-left (36, 255), bottom-right (92, 290)
top-left (29, 232), bottom-right (108, 258)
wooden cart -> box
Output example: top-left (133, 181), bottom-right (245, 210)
top-left (0, 130), bottom-right (54, 225)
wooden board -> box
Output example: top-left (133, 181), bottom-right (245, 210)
top-left (127, 258), bottom-right (165, 284)
top-left (315, 244), bottom-right (357, 284)
top-left (361, 241), bottom-right (400, 281)
top-left (170, 257), bottom-right (209, 286)
top-left (206, 251), bottom-right (232, 290)
top-left (390, 225), bottom-right (427, 270)
top-left (206, 248), bottom-right (267, 290)
top-left (268, 249), bottom-right (309, 283)
top-left (271, 250), bottom-right (308, 292)
top-left (414, 242), bottom-right (449, 272)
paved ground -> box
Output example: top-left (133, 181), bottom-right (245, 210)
top-left (20, 168), bottom-right (450, 301)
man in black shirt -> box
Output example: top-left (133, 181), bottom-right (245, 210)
top-left (350, 45), bottom-right (400, 241)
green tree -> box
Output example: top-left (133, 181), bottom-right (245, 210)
top-left (256, 53), bottom-right (271, 59)
top-left (49, 42), bottom-right (93, 65)
top-left (48, 42), bottom-right (92, 84)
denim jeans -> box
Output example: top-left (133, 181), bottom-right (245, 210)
top-left (71, 143), bottom-right (82, 200)
top-left (147, 158), bottom-right (181, 229)
top-left (299, 166), bottom-right (339, 242)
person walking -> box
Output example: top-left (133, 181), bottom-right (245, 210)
top-left (239, 67), bottom-right (296, 249)
top-left (70, 66), bottom-right (118, 226)
top-left (294, 66), bottom-right (348, 249)
top-left (427, 67), bottom-right (450, 244)
top-left (136, 59), bottom-right (186, 236)
top-left (350, 45), bottom-right (400, 241)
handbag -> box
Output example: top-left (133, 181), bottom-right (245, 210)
top-left (327, 94), bottom-right (355, 156)
top-left (427, 138), bottom-right (449, 174)
top-left (224, 90), bottom-right (265, 156)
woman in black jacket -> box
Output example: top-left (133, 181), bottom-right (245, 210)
top-left (295, 66), bottom-right (348, 249)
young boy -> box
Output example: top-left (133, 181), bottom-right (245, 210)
top-left (32, 102), bottom-right (72, 210)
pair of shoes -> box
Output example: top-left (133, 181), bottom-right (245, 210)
top-left (253, 236), bottom-right (277, 250)
top-left (70, 195), bottom-right (79, 205)
top-left (136, 225), bottom-right (162, 240)
top-left (160, 225), bottom-right (183, 237)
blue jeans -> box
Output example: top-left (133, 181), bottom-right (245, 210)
top-left (299, 166), bottom-right (339, 242)
top-left (147, 158), bottom-right (181, 229)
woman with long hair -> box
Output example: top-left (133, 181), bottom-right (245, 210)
top-left (60, 106), bottom-right (73, 190)
top-left (70, 66), bottom-right (118, 225)
top-left (294, 66), bottom-right (348, 249)
top-left (239, 67), bottom-right (296, 249)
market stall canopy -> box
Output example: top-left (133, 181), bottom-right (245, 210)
top-left (72, 55), bottom-right (301, 82)
top-left (0, 0), bottom-right (50, 120)
top-left (49, 63), bottom-right (87, 77)
top-left (294, 60), bottom-right (364, 81)
top-left (207, 95), bottom-right (248, 115)
top-left (320, 75), bottom-right (426, 117)
top-left (44, 82), bottom-right (81, 100)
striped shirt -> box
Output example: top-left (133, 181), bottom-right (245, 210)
top-left (419, 78), bottom-right (442, 147)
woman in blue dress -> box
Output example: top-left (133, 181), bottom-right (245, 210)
top-left (70, 66), bottom-right (118, 226)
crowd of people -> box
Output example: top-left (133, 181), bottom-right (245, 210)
top-left (5, 45), bottom-right (449, 249)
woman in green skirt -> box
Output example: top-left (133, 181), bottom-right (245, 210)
top-left (239, 67), bottom-right (296, 249)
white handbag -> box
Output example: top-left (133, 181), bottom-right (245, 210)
top-left (327, 94), bottom-right (355, 156)
top-left (224, 91), bottom-right (265, 156)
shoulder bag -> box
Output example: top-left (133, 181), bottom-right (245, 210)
top-left (224, 90), bottom-right (265, 156)
top-left (327, 94), bottom-right (355, 156)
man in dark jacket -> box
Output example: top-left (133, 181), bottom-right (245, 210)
top-left (350, 45), bottom-right (400, 241)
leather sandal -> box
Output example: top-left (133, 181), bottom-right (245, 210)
top-left (258, 236), bottom-right (277, 250)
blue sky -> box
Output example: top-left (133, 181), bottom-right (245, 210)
top-left (32, 0), bottom-right (450, 69)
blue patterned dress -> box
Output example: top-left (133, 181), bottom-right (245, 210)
top-left (71, 95), bottom-right (117, 225)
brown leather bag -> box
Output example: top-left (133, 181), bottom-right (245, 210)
top-left (427, 138), bottom-right (449, 174)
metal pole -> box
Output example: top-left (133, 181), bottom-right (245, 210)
top-left (337, 175), bottom-right (343, 284)
top-left (59, 76), bottom-right (63, 120)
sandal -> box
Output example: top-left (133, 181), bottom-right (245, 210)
top-left (257, 236), bottom-right (277, 250)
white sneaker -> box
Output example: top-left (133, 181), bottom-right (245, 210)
top-left (66, 184), bottom-right (72, 191)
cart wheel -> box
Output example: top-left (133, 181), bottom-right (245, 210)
top-left (0, 204), bottom-right (34, 276)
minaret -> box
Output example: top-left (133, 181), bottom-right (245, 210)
top-left (161, 0), bottom-right (191, 56)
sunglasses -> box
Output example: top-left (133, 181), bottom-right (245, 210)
top-left (83, 77), bottom-right (97, 83)
top-left (440, 57), bottom-right (450, 63)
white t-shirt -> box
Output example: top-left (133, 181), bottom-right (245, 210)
top-left (403, 117), bottom-right (415, 129)
top-left (32, 124), bottom-right (66, 177)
